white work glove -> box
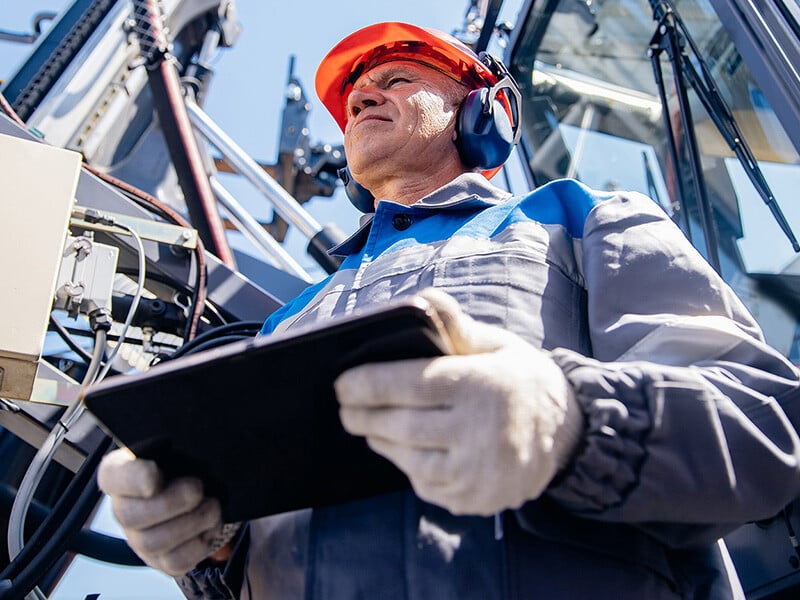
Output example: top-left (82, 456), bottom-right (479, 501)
top-left (97, 448), bottom-right (240, 576)
top-left (335, 288), bottom-right (585, 516)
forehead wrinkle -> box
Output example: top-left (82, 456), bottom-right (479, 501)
top-left (351, 61), bottom-right (467, 108)
top-left (353, 62), bottom-right (422, 90)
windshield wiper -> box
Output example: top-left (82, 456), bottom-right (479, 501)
top-left (647, 0), bottom-right (799, 272)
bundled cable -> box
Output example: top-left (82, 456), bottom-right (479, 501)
top-left (0, 435), bottom-right (113, 599)
top-left (82, 164), bottom-right (208, 342)
top-left (0, 485), bottom-right (142, 568)
top-left (167, 320), bottom-right (262, 360)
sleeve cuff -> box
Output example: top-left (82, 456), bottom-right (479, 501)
top-left (176, 523), bottom-right (250, 600)
top-left (546, 348), bottom-right (651, 512)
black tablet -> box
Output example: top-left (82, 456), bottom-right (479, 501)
top-left (83, 296), bottom-right (452, 522)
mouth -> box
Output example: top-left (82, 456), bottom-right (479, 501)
top-left (354, 113), bottom-right (391, 127)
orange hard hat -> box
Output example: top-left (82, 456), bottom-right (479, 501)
top-left (315, 22), bottom-right (501, 132)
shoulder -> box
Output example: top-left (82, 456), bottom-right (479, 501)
top-left (507, 179), bottom-right (618, 238)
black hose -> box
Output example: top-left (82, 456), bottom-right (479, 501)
top-left (47, 317), bottom-right (124, 377)
top-left (171, 334), bottom-right (254, 358)
top-left (0, 485), bottom-right (143, 568)
top-left (0, 435), bottom-right (112, 598)
top-left (71, 529), bottom-right (144, 568)
top-left (48, 315), bottom-right (95, 365)
top-left (168, 321), bottom-right (262, 360)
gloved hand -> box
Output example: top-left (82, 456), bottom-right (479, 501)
top-left (97, 448), bottom-right (239, 576)
top-left (335, 288), bottom-right (585, 516)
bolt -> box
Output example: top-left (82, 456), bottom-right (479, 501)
top-left (286, 83), bottom-right (302, 101)
top-left (64, 282), bottom-right (85, 298)
top-left (72, 237), bottom-right (93, 260)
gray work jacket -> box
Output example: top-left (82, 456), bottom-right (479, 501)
top-left (179, 174), bottom-right (800, 599)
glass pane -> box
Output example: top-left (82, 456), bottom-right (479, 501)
top-left (512, 0), bottom-right (799, 264)
top-left (510, 0), bottom-right (800, 358)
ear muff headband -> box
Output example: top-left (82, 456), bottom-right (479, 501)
top-left (455, 53), bottom-right (522, 170)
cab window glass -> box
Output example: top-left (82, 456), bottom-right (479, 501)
top-left (510, 0), bottom-right (800, 359)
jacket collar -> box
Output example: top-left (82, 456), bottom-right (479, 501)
top-left (329, 173), bottom-right (511, 257)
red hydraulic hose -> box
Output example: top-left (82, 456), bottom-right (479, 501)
top-left (132, 0), bottom-right (235, 268)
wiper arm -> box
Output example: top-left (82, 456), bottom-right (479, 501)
top-left (649, 1), bottom-right (720, 269)
top-left (648, 0), bottom-right (799, 262)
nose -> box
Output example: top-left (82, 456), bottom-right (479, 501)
top-left (347, 85), bottom-right (383, 118)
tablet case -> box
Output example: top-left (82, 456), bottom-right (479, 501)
top-left (83, 297), bottom-right (452, 522)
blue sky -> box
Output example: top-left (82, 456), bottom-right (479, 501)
top-left (1, 1), bottom-right (522, 597)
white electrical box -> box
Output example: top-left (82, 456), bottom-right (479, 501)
top-left (0, 133), bottom-right (82, 401)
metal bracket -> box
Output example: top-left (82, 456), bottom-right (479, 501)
top-left (71, 206), bottom-right (198, 249)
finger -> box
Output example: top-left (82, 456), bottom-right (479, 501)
top-left (146, 526), bottom-right (222, 577)
top-left (98, 448), bottom-right (163, 498)
top-left (336, 355), bottom-right (480, 409)
top-left (417, 288), bottom-right (514, 354)
top-left (335, 359), bottom-right (440, 408)
top-left (126, 497), bottom-right (221, 560)
top-left (366, 436), bottom-right (454, 486)
top-left (340, 405), bottom-right (452, 449)
top-left (111, 477), bottom-right (205, 530)
top-left (416, 288), bottom-right (473, 354)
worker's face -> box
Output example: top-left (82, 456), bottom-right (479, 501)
top-left (343, 61), bottom-right (466, 181)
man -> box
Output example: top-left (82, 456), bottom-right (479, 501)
top-left (98, 22), bottom-right (800, 599)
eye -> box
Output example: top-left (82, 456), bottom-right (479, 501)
top-left (386, 77), bottom-right (411, 88)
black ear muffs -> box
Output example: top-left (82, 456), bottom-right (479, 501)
top-left (455, 53), bottom-right (522, 171)
top-left (456, 86), bottom-right (516, 169)
top-left (338, 166), bottom-right (375, 213)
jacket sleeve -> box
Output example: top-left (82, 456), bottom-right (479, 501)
top-left (544, 191), bottom-right (800, 547)
top-left (176, 526), bottom-right (250, 599)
